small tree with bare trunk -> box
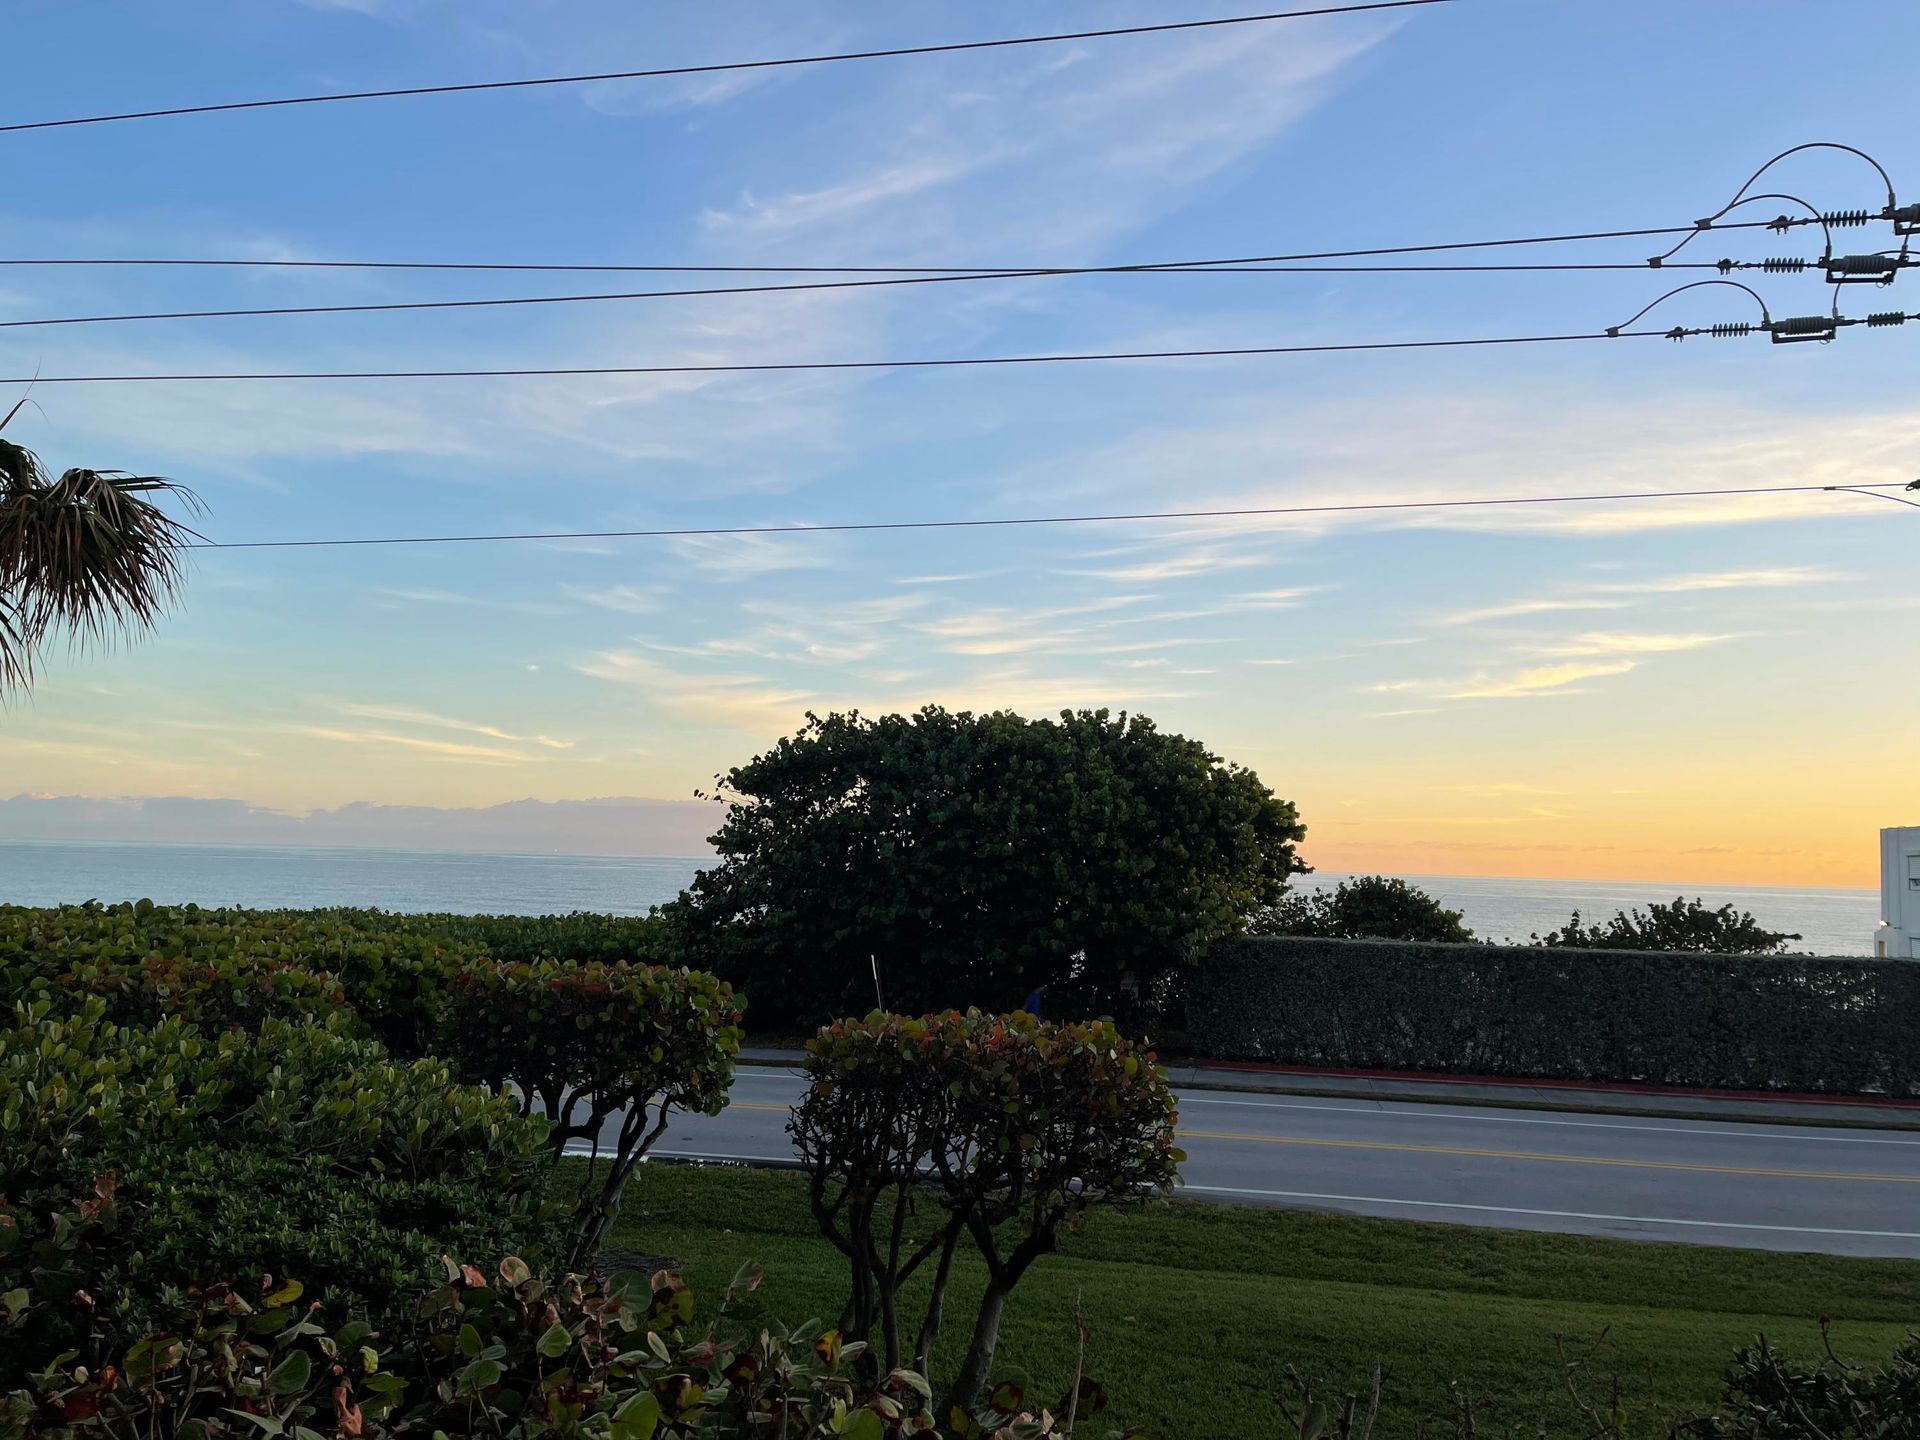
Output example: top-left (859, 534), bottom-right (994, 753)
top-left (791, 1010), bottom-right (1181, 1420)
top-left (437, 957), bottom-right (743, 1267)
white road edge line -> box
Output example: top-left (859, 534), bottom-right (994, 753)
top-left (1181, 1184), bottom-right (1920, 1238)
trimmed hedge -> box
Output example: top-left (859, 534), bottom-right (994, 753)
top-left (0, 902), bottom-right (479, 1053)
top-left (0, 902), bottom-right (667, 1055)
top-left (1187, 936), bottom-right (1920, 1095)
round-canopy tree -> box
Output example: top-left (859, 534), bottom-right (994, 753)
top-left (661, 706), bottom-right (1306, 1024)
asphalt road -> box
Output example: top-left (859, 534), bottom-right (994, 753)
top-left (625, 1067), bottom-right (1920, 1259)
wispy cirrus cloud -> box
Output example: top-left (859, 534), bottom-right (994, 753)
top-left (1593, 567), bottom-right (1839, 595)
top-left (669, 532), bottom-right (837, 578)
top-left (1072, 545), bottom-right (1272, 583)
top-left (336, 703), bottom-right (574, 750)
top-left (914, 595), bottom-right (1151, 656)
top-left (1445, 782), bottom-right (1568, 797)
top-left (1438, 567), bottom-right (1838, 628)
top-left (285, 725), bottom-right (531, 765)
top-left (1530, 631), bottom-right (1740, 658)
top-left (1436, 597), bottom-right (1631, 627)
top-left (704, 153), bottom-right (1006, 236)
top-left (695, 15), bottom-right (1394, 251)
top-left (566, 583), bottom-right (662, 614)
top-left (576, 650), bottom-right (819, 732)
top-left (374, 587), bottom-right (563, 615)
top-left (1365, 658), bottom-right (1643, 703)
top-left (1447, 660), bottom-right (1638, 700)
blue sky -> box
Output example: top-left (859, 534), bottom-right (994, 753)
top-left (3, 0), bottom-right (1916, 885)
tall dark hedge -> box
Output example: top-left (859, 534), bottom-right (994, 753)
top-left (1187, 936), bottom-right (1920, 1095)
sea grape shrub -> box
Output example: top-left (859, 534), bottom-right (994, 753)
top-left (0, 1002), bottom-right (557, 1382)
top-left (53, 949), bottom-right (349, 1033)
top-left (793, 1011), bottom-right (1180, 1412)
top-left (791, 1012), bottom-right (980, 1374)
top-left (438, 959), bottom-right (744, 1264)
top-left (661, 706), bottom-right (1306, 1026)
top-left (0, 901), bottom-right (486, 1057)
top-left (404, 910), bottom-right (671, 966)
top-left (0, 903), bottom-right (687, 1060)
top-left (2, 1267), bottom-right (393, 1440)
top-left (1687, 1328), bottom-right (1920, 1438)
top-left (942, 1014), bottom-right (1181, 1412)
top-left (0, 902), bottom-right (352, 1033)
top-left (3, 1257), bottom-right (1111, 1440)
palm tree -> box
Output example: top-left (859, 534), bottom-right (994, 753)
top-left (0, 400), bottom-right (203, 695)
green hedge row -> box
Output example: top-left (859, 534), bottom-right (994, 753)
top-left (1187, 936), bottom-right (1920, 1095)
top-left (0, 901), bottom-right (668, 1054)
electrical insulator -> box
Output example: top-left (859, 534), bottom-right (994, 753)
top-left (1707, 321), bottom-right (1753, 338)
top-left (1821, 209), bottom-right (1874, 228)
top-left (1825, 254), bottom-right (1900, 284)
top-left (1767, 315), bottom-right (1838, 344)
top-left (1864, 311), bottom-right (1909, 327)
top-left (1757, 258), bottom-right (1808, 273)
top-left (1888, 203), bottom-right (1920, 236)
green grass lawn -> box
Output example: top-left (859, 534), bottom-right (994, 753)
top-left (606, 1162), bottom-right (1920, 1439)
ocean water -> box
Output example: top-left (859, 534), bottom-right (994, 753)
top-left (0, 840), bottom-right (1885, 956)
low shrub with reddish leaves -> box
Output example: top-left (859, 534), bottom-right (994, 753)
top-left (437, 960), bottom-right (743, 1266)
top-left (3, 1257), bottom-right (1130, 1440)
top-left (792, 1012), bottom-right (1180, 1415)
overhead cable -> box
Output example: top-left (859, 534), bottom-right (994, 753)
top-left (0, 2), bottom-right (1449, 135)
top-left (15, 306), bottom-right (1920, 387)
top-left (0, 329), bottom-right (1686, 385)
top-left (0, 219), bottom-right (1801, 276)
top-left (185, 481), bottom-right (1920, 552)
top-left (7, 253), bottom-right (1907, 334)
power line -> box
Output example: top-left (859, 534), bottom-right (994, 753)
top-left (1826, 483), bottom-right (1920, 510)
top-left (0, 1), bottom-right (1449, 136)
top-left (0, 219), bottom-right (1797, 276)
top-left (0, 259), bottom-right (1811, 334)
top-left (187, 482), bottom-right (1917, 552)
top-left (0, 329), bottom-right (1712, 386)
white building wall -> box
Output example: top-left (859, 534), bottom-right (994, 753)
top-left (1878, 826), bottom-right (1920, 958)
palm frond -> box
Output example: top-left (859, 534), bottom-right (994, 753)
top-left (0, 424), bottom-right (203, 692)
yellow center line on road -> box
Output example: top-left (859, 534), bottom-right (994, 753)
top-left (1175, 1128), bottom-right (1920, 1183)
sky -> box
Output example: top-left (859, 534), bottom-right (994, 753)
top-left (1, 0), bottom-right (1916, 887)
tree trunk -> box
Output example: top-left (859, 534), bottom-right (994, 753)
top-left (945, 1280), bottom-right (1010, 1415)
top-left (913, 1224), bottom-right (963, 1379)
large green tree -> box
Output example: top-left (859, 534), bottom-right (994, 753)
top-left (661, 707), bottom-right (1306, 1025)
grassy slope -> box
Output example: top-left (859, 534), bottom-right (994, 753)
top-left (609, 1163), bottom-right (1920, 1439)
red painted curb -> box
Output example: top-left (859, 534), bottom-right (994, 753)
top-left (1187, 1058), bottom-right (1920, 1110)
